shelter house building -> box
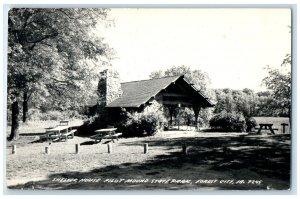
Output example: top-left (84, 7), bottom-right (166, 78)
top-left (95, 69), bottom-right (214, 127)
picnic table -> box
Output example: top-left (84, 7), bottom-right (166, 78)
top-left (40, 121), bottom-right (76, 142)
top-left (257, 123), bottom-right (277, 135)
top-left (90, 128), bottom-right (122, 143)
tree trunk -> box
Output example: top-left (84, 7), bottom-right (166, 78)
top-left (9, 101), bottom-right (20, 141)
top-left (23, 92), bottom-right (29, 123)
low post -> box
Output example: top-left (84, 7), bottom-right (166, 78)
top-left (182, 144), bottom-right (188, 155)
top-left (45, 146), bottom-right (50, 154)
top-left (144, 143), bottom-right (148, 154)
top-left (281, 123), bottom-right (288, 134)
top-left (108, 143), bottom-right (112, 153)
top-left (12, 145), bottom-right (16, 154)
top-left (75, 144), bottom-right (80, 154)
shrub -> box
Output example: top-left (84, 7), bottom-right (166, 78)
top-left (245, 117), bottom-right (257, 132)
top-left (48, 110), bottom-right (64, 120)
top-left (77, 114), bottom-right (104, 136)
top-left (28, 109), bottom-right (85, 121)
top-left (199, 108), bottom-right (213, 127)
top-left (77, 104), bottom-right (114, 136)
top-left (28, 108), bottom-right (41, 121)
top-left (209, 111), bottom-right (246, 132)
top-left (117, 101), bottom-right (167, 137)
top-left (197, 118), bottom-right (205, 127)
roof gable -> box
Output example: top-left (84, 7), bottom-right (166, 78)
top-left (106, 76), bottom-right (181, 108)
top-left (106, 75), bottom-right (214, 108)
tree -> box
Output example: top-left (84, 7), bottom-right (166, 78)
top-left (8, 8), bottom-right (114, 140)
top-left (213, 88), bottom-right (259, 118)
top-left (255, 91), bottom-right (280, 116)
top-left (262, 54), bottom-right (291, 117)
top-left (150, 65), bottom-right (211, 95)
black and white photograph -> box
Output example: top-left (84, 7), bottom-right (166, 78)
top-left (4, 6), bottom-right (293, 192)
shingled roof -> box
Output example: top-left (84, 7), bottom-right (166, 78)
top-left (106, 76), bottom-right (180, 108)
top-left (106, 75), bottom-right (213, 108)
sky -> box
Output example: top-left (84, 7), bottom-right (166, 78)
top-left (97, 8), bottom-right (291, 91)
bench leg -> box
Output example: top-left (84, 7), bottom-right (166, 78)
top-left (257, 127), bottom-right (262, 134)
top-left (60, 135), bottom-right (67, 142)
top-left (269, 126), bottom-right (275, 135)
top-left (94, 139), bottom-right (101, 144)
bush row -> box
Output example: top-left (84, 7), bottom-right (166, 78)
top-left (28, 109), bottom-right (86, 121)
top-left (209, 111), bottom-right (257, 132)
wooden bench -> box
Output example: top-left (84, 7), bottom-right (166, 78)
top-left (90, 133), bottom-right (122, 143)
top-left (50, 135), bottom-right (61, 142)
top-left (48, 133), bottom-right (61, 142)
top-left (111, 132), bottom-right (122, 141)
top-left (39, 132), bottom-right (60, 141)
top-left (60, 129), bottom-right (77, 141)
top-left (40, 129), bottom-right (76, 142)
top-left (39, 134), bottom-right (49, 141)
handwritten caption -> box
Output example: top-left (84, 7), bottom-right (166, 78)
top-left (52, 178), bottom-right (262, 185)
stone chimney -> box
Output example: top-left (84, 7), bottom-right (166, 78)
top-left (97, 69), bottom-right (123, 106)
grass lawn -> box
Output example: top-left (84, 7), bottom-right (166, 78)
top-left (6, 130), bottom-right (290, 191)
top-left (6, 119), bottom-right (83, 139)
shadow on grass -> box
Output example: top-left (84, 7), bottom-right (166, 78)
top-left (29, 139), bottom-right (45, 144)
top-left (80, 140), bottom-right (112, 145)
top-left (80, 141), bottom-right (96, 145)
top-left (9, 134), bottom-right (291, 191)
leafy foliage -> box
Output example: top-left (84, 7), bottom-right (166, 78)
top-left (77, 104), bottom-right (117, 136)
top-left (255, 91), bottom-right (283, 117)
top-left (7, 8), bottom-right (114, 139)
top-left (8, 8), bottom-right (114, 114)
top-left (179, 108), bottom-right (194, 125)
top-left (28, 109), bottom-right (85, 121)
top-left (262, 54), bottom-right (291, 117)
top-left (213, 88), bottom-right (257, 118)
top-left (150, 65), bottom-right (211, 95)
top-left (209, 111), bottom-right (246, 132)
top-left (117, 101), bottom-right (167, 137)
top-left (213, 88), bottom-right (290, 118)
top-left (245, 117), bottom-right (257, 132)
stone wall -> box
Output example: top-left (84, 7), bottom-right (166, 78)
top-left (97, 69), bottom-right (123, 106)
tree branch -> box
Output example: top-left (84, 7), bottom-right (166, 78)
top-left (50, 77), bottom-right (68, 84)
top-left (27, 31), bottom-right (59, 45)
